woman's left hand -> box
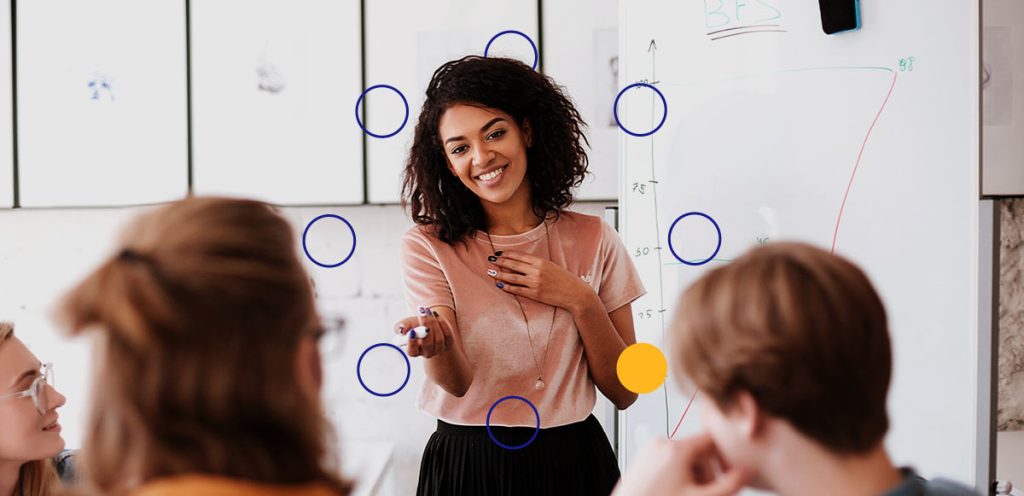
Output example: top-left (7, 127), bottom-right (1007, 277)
top-left (489, 250), bottom-right (593, 310)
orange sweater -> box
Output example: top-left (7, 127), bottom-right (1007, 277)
top-left (133, 475), bottom-right (344, 496)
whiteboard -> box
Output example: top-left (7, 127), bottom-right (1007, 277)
top-left (619, 0), bottom-right (981, 488)
top-left (542, 0), bottom-right (619, 201)
top-left (16, 0), bottom-right (188, 207)
top-left (191, 0), bottom-right (364, 205)
top-left (365, 1), bottom-right (539, 203)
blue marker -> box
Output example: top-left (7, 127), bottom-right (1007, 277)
top-left (393, 325), bottom-right (430, 347)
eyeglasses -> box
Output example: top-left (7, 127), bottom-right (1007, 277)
top-left (0, 363), bottom-right (54, 416)
top-left (312, 316), bottom-right (346, 356)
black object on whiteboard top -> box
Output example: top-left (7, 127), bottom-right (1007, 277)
top-left (819, 0), bottom-right (861, 35)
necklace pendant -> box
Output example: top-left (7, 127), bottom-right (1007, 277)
top-left (534, 378), bottom-right (546, 391)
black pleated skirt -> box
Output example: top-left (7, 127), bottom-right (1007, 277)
top-left (416, 414), bottom-right (620, 496)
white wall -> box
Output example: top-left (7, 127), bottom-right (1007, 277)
top-left (0, 200), bottom-right (614, 495)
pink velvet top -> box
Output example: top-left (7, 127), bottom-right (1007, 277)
top-left (400, 210), bottom-right (646, 428)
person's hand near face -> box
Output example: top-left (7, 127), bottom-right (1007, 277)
top-left (613, 433), bottom-right (750, 496)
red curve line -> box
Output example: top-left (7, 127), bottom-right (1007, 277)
top-left (669, 389), bottom-right (699, 439)
top-left (831, 70), bottom-right (899, 254)
top-left (666, 69), bottom-right (899, 438)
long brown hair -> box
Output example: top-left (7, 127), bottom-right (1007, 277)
top-left (58, 197), bottom-right (350, 494)
top-left (0, 322), bottom-right (61, 496)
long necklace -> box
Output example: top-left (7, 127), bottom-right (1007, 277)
top-left (485, 219), bottom-right (557, 391)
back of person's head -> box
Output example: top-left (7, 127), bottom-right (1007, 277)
top-left (58, 197), bottom-right (349, 494)
top-left (670, 242), bottom-right (891, 455)
top-left (0, 322), bottom-right (63, 496)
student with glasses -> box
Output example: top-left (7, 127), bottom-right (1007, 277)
top-left (0, 322), bottom-right (68, 496)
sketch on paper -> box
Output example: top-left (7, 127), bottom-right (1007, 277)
top-left (983, 27), bottom-right (1012, 126)
top-left (87, 73), bottom-right (114, 102)
top-left (256, 50), bottom-right (285, 94)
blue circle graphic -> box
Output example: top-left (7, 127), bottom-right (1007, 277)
top-left (486, 395), bottom-right (541, 450)
top-left (667, 212), bottom-right (722, 266)
top-left (302, 214), bottom-right (357, 268)
top-left (357, 343), bottom-right (411, 397)
top-left (484, 30), bottom-right (539, 71)
top-left (355, 84), bottom-right (409, 139)
top-left (613, 82), bottom-right (668, 137)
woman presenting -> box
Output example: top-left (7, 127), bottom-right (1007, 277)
top-left (394, 55), bottom-right (646, 496)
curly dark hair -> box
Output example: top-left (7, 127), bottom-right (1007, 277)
top-left (401, 55), bottom-right (590, 245)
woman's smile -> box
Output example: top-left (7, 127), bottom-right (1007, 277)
top-left (475, 164), bottom-right (508, 186)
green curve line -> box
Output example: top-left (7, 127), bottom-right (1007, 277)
top-left (657, 64), bottom-right (895, 88)
top-left (664, 258), bottom-right (733, 266)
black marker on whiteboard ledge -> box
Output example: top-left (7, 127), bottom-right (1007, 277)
top-left (819, 0), bottom-right (860, 35)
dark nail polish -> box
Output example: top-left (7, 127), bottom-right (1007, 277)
top-left (432, 310), bottom-right (439, 317)
top-left (496, 282), bottom-right (504, 289)
top-left (488, 255), bottom-right (497, 262)
top-left (495, 251), bottom-right (503, 256)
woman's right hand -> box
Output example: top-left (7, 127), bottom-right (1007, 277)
top-left (394, 305), bottom-right (453, 359)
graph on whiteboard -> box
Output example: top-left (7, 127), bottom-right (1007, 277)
top-left (620, 41), bottom-right (904, 417)
top-left (616, 1), bottom-right (980, 483)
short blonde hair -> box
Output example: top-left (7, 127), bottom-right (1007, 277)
top-left (0, 321), bottom-right (12, 341)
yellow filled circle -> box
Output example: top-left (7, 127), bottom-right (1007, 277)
top-left (616, 343), bottom-right (668, 394)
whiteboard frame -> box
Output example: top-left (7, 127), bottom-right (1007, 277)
top-left (978, 199), bottom-right (999, 494)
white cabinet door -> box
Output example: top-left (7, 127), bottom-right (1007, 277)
top-left (543, 0), bottom-right (619, 201)
top-left (191, 0), bottom-right (364, 205)
top-left (365, 1), bottom-right (539, 204)
top-left (17, 0), bottom-right (188, 207)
